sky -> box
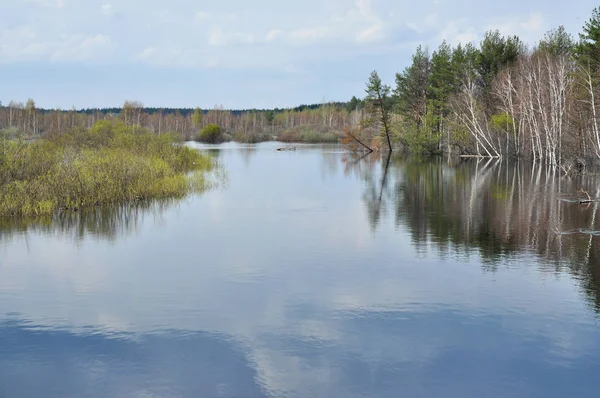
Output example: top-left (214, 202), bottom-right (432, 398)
top-left (0, 0), bottom-right (597, 110)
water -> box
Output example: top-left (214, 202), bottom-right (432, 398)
top-left (1, 142), bottom-right (600, 397)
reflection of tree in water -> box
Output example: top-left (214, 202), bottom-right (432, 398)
top-left (238, 146), bottom-right (257, 169)
top-left (352, 154), bottom-right (600, 313)
top-left (0, 200), bottom-right (179, 243)
top-left (320, 150), bottom-right (340, 179)
top-left (343, 152), bottom-right (394, 230)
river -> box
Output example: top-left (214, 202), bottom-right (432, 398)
top-left (1, 142), bottom-right (599, 397)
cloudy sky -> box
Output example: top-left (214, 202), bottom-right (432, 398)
top-left (0, 0), bottom-right (596, 109)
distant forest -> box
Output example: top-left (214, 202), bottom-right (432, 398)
top-left (60, 101), bottom-right (358, 117)
top-left (0, 98), bottom-right (365, 143)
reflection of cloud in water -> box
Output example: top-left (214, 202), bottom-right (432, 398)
top-left (0, 319), bottom-right (263, 398)
top-left (2, 307), bottom-right (598, 398)
top-left (2, 147), bottom-right (600, 397)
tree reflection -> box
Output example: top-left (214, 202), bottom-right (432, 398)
top-left (343, 151), bottom-right (394, 230)
top-left (354, 154), bottom-right (600, 313)
top-left (0, 200), bottom-right (179, 243)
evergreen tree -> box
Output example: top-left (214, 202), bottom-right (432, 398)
top-left (395, 45), bottom-right (430, 127)
top-left (477, 30), bottom-right (524, 92)
top-left (575, 7), bottom-right (600, 69)
top-left (539, 26), bottom-right (574, 56)
top-left (365, 70), bottom-right (393, 151)
top-left (429, 41), bottom-right (455, 132)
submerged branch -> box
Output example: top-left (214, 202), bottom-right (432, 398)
top-left (345, 128), bottom-right (374, 153)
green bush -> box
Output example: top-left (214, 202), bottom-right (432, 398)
top-left (0, 120), bottom-right (213, 217)
top-left (491, 112), bottom-right (515, 134)
top-left (196, 124), bottom-right (222, 143)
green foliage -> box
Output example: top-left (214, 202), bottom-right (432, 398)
top-left (192, 107), bottom-right (204, 128)
top-left (0, 127), bottom-right (21, 141)
top-left (477, 30), bottom-right (524, 91)
top-left (402, 127), bottom-right (442, 155)
top-left (451, 42), bottom-right (479, 83)
top-left (539, 26), bottom-right (574, 56)
top-left (395, 46), bottom-right (430, 126)
top-left (196, 124), bottom-right (222, 143)
top-left (429, 42), bottom-right (456, 107)
top-left (491, 112), bottom-right (515, 134)
top-left (346, 96), bottom-right (363, 112)
top-left (446, 118), bottom-right (471, 152)
top-left (396, 109), bottom-right (442, 155)
top-left (0, 120), bottom-right (213, 217)
top-left (576, 7), bottom-right (600, 68)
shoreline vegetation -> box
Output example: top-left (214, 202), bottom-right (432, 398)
top-left (350, 7), bottom-right (600, 173)
top-left (0, 120), bottom-right (213, 217)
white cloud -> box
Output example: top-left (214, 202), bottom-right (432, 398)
top-left (134, 47), bottom-right (157, 60)
top-left (51, 34), bottom-right (114, 61)
top-left (195, 11), bottom-right (210, 21)
top-left (485, 13), bottom-right (545, 43)
top-left (437, 19), bottom-right (478, 45)
top-left (0, 28), bottom-right (114, 63)
top-left (265, 29), bottom-right (283, 42)
top-left (22, 0), bottom-right (65, 8)
top-left (101, 3), bottom-right (114, 17)
top-left (289, 26), bottom-right (331, 42)
top-left (521, 13), bottom-right (544, 31)
top-left (357, 23), bottom-right (384, 43)
top-left (208, 27), bottom-right (255, 46)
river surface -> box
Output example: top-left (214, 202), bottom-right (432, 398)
top-left (1, 142), bottom-right (600, 397)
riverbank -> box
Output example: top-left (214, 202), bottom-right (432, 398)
top-left (193, 124), bottom-right (343, 144)
top-left (0, 120), bottom-right (213, 217)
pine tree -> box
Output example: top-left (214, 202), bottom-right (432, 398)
top-left (575, 7), bottom-right (600, 69)
top-left (365, 70), bottom-right (393, 151)
top-left (395, 46), bottom-right (430, 128)
top-left (429, 41), bottom-right (455, 133)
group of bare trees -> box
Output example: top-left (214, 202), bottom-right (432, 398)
top-left (0, 99), bottom-right (364, 142)
top-left (452, 26), bottom-right (585, 167)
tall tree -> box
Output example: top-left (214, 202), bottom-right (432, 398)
top-left (575, 7), bottom-right (600, 69)
top-left (575, 8), bottom-right (600, 160)
top-left (192, 107), bottom-right (204, 129)
top-left (395, 46), bottom-right (430, 127)
top-left (365, 70), bottom-right (393, 151)
top-left (477, 30), bottom-right (524, 93)
top-left (540, 25), bottom-right (575, 56)
top-left (429, 41), bottom-right (455, 132)
top-left (25, 98), bottom-right (37, 136)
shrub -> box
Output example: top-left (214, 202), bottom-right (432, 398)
top-left (196, 124), bottom-right (222, 143)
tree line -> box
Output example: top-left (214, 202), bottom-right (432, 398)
top-left (0, 99), bottom-right (364, 143)
top-left (357, 7), bottom-right (600, 170)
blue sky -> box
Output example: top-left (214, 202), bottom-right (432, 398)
top-left (0, 0), bottom-right (596, 109)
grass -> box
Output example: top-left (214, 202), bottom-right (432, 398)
top-left (0, 120), bottom-right (214, 217)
